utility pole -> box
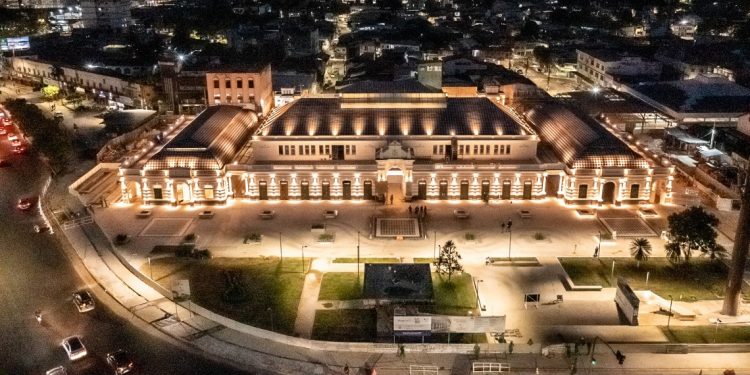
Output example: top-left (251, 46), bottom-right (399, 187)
top-left (278, 232), bottom-right (283, 263)
top-left (301, 245), bottom-right (308, 273)
top-left (433, 230), bottom-right (437, 261)
top-left (508, 226), bottom-right (512, 260)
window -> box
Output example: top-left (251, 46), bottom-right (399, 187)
top-left (630, 184), bottom-right (640, 199)
top-left (225, 95), bottom-right (231, 103)
top-left (225, 80), bottom-right (231, 89)
top-left (351, 145), bottom-right (356, 155)
top-left (204, 185), bottom-right (214, 199)
top-left (311, 146), bottom-right (316, 155)
top-left (433, 145), bottom-right (438, 155)
top-left (506, 145), bottom-right (511, 154)
top-left (325, 145), bottom-right (330, 154)
top-left (290, 146), bottom-right (295, 155)
top-left (247, 80), bottom-right (254, 88)
top-left (319, 145), bottom-right (324, 154)
top-left (237, 95), bottom-right (243, 103)
top-left (578, 185), bottom-right (588, 199)
top-left (213, 79), bottom-right (219, 89)
top-left (345, 145), bottom-right (350, 155)
top-left (298, 145), bottom-right (303, 155)
top-left (284, 145), bottom-right (290, 155)
top-left (237, 79), bottom-right (243, 89)
top-left (494, 145), bottom-right (499, 155)
top-left (279, 145), bottom-right (283, 155)
top-left (473, 145), bottom-right (478, 155)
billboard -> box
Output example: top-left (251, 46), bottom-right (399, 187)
top-left (1, 37), bottom-right (31, 52)
top-left (614, 277), bottom-right (640, 326)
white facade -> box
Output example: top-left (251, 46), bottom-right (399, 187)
top-left (576, 49), bottom-right (662, 89)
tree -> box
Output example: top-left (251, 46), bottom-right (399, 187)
top-left (629, 238), bottom-right (652, 268)
top-left (41, 85), bottom-right (60, 101)
top-left (434, 240), bottom-right (463, 282)
top-left (533, 46), bottom-right (553, 90)
top-left (665, 206), bottom-right (720, 265)
top-left (722, 163), bottom-right (750, 316)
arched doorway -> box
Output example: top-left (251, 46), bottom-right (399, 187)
top-left (601, 181), bottom-right (616, 204)
top-left (459, 180), bottom-right (469, 200)
top-left (386, 168), bottom-right (405, 203)
top-left (175, 182), bottom-right (191, 204)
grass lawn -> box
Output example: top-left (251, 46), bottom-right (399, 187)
top-left (312, 309), bottom-right (376, 342)
top-left (332, 257), bottom-right (400, 263)
top-left (559, 257), bottom-right (747, 300)
top-left (414, 257), bottom-right (435, 263)
top-left (318, 272), bottom-right (363, 300)
top-left (144, 257), bottom-right (308, 334)
top-left (431, 272), bottom-right (478, 316)
top-left (661, 326), bottom-right (750, 343)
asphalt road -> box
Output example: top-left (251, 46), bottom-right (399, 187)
top-left (0, 121), bottom-right (249, 374)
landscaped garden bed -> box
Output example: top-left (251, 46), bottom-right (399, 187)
top-left (142, 257), bottom-right (309, 334)
top-left (559, 257), bottom-right (747, 300)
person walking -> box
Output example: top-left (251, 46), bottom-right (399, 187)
top-left (390, 194), bottom-right (394, 205)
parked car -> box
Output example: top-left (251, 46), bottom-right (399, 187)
top-left (7, 133), bottom-right (18, 142)
top-left (324, 210), bottom-right (338, 219)
top-left (259, 210), bottom-right (275, 219)
top-left (73, 290), bottom-right (95, 312)
top-left (13, 146), bottom-right (27, 154)
top-left (45, 366), bottom-right (67, 375)
top-left (106, 349), bottom-right (135, 374)
top-left (0, 127), bottom-right (6, 135)
top-left (17, 197), bottom-right (35, 211)
top-left (0, 159), bottom-right (9, 167)
top-left (54, 112), bottom-right (64, 119)
top-left (62, 336), bottom-right (87, 361)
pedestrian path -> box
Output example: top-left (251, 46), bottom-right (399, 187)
top-left (293, 270), bottom-right (323, 338)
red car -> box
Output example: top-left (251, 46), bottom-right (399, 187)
top-left (13, 146), bottom-right (27, 154)
top-left (17, 197), bottom-right (35, 211)
top-left (0, 127), bottom-right (6, 135)
top-left (11, 138), bottom-right (21, 147)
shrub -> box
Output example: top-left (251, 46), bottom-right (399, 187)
top-left (245, 233), bottom-right (262, 243)
top-left (193, 249), bottom-right (212, 260)
top-left (114, 234), bottom-right (129, 245)
top-left (184, 233), bottom-right (197, 242)
top-left (465, 233), bottom-right (476, 241)
top-left (533, 232), bottom-right (546, 241)
top-left (319, 233), bottom-right (335, 242)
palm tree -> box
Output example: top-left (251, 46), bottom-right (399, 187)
top-left (702, 244), bottom-right (728, 261)
top-left (630, 238), bottom-right (652, 268)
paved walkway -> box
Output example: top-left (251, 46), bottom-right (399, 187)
top-left (294, 270), bottom-right (323, 338)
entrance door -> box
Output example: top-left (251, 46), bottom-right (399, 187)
top-left (301, 181), bottom-right (310, 200)
top-left (522, 181), bottom-right (532, 200)
top-left (322, 181), bottom-right (331, 200)
top-left (259, 180), bottom-right (268, 200)
top-left (153, 186), bottom-right (163, 200)
top-left (364, 180), bottom-right (373, 199)
top-left (460, 180), bottom-right (469, 200)
top-left (417, 180), bottom-right (427, 200)
top-left (342, 180), bottom-right (352, 200)
top-left (481, 180), bottom-right (490, 200)
top-left (439, 180), bottom-right (448, 200)
top-left (280, 180), bottom-right (289, 200)
top-left (602, 181), bottom-right (616, 204)
top-left (501, 181), bottom-right (511, 200)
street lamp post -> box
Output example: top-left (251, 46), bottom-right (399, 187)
top-left (667, 295), bottom-right (674, 328)
top-left (147, 256), bottom-right (152, 279)
top-left (267, 307), bottom-right (275, 331)
top-left (301, 245), bottom-right (308, 273)
top-left (357, 230), bottom-right (360, 281)
top-left (714, 318), bottom-right (722, 343)
top-left (508, 226), bottom-right (512, 260)
top-left (433, 230), bottom-right (437, 261)
top-left (278, 232), bottom-right (283, 263)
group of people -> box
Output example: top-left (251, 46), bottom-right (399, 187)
top-left (500, 218), bottom-right (513, 232)
top-left (408, 205), bottom-right (428, 218)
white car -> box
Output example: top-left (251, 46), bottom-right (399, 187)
top-left (259, 210), bottom-right (275, 219)
top-left (46, 366), bottom-right (67, 375)
top-left (73, 290), bottom-right (95, 312)
top-left (323, 210), bottom-right (338, 219)
top-left (62, 336), bottom-right (87, 361)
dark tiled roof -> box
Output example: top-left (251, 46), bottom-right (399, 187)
top-left (145, 106), bottom-right (258, 170)
top-left (338, 79), bottom-right (442, 94)
top-left (260, 97), bottom-right (528, 137)
top-left (631, 78), bottom-right (750, 113)
top-left (525, 103), bottom-right (649, 169)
